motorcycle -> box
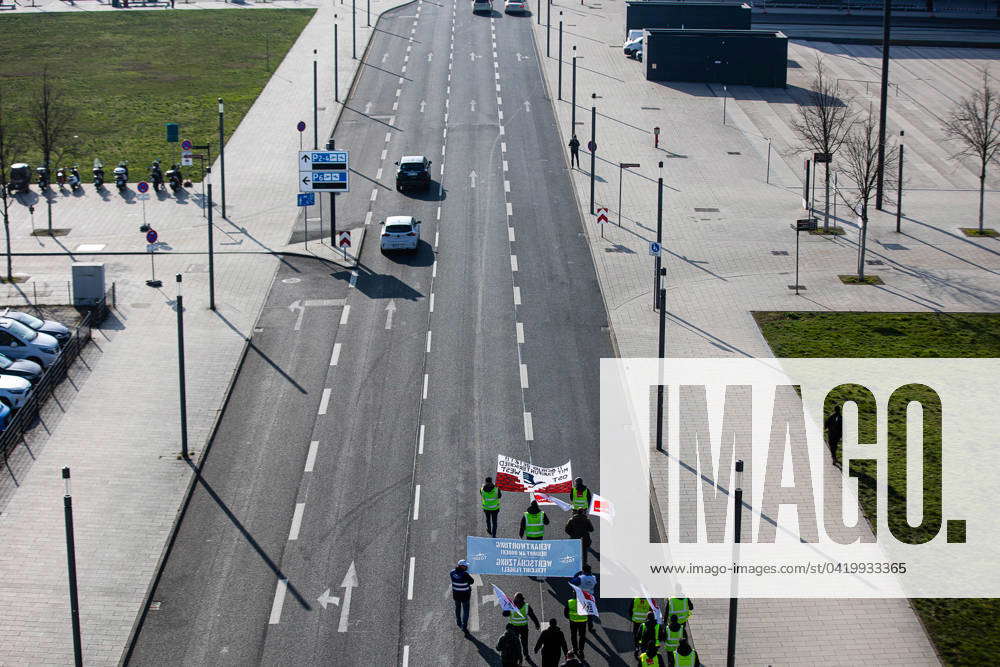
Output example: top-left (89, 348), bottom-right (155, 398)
top-left (92, 160), bottom-right (105, 189)
top-left (56, 166), bottom-right (67, 188)
top-left (113, 162), bottom-right (128, 191)
top-left (150, 160), bottom-right (164, 192)
top-left (68, 166), bottom-right (82, 192)
top-left (166, 164), bottom-right (182, 193)
top-left (35, 165), bottom-right (49, 189)
top-left (8, 163), bottom-right (31, 194)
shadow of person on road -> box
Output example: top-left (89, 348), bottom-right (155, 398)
top-left (465, 631), bottom-right (503, 666)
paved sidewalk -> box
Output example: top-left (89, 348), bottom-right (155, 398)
top-left (0, 0), bottom-right (402, 664)
top-left (530, 5), bottom-right (1000, 666)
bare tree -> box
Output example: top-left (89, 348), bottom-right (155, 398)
top-left (0, 86), bottom-right (17, 281)
top-left (942, 68), bottom-right (1000, 234)
top-left (838, 107), bottom-right (897, 281)
top-left (29, 69), bottom-right (76, 233)
top-left (792, 56), bottom-right (855, 232)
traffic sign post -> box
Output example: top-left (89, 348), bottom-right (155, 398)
top-left (298, 150), bottom-right (350, 192)
top-left (337, 230), bottom-right (351, 260)
top-left (181, 139), bottom-right (193, 166)
top-left (790, 218), bottom-right (816, 295)
top-left (297, 193), bottom-right (316, 207)
top-left (297, 121), bottom-right (306, 151)
top-left (144, 228), bottom-right (161, 288)
top-left (596, 207), bottom-right (609, 239)
top-left (649, 241), bottom-right (661, 256)
top-left (137, 182), bottom-right (150, 227)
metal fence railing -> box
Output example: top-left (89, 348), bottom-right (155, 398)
top-left (0, 286), bottom-right (115, 462)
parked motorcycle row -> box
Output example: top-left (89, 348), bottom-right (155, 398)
top-left (6, 159), bottom-right (186, 195)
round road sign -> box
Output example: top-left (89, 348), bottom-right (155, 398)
top-left (587, 140), bottom-right (597, 153)
top-left (146, 229), bottom-right (158, 244)
top-left (297, 121), bottom-right (307, 132)
top-left (137, 181), bottom-right (149, 194)
top-left (181, 139), bottom-right (192, 150)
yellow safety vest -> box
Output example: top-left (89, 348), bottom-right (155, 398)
top-left (639, 654), bottom-right (658, 667)
top-left (673, 649), bottom-right (697, 666)
top-left (508, 603), bottom-right (529, 626)
top-left (571, 487), bottom-right (589, 510)
top-left (567, 599), bottom-right (589, 623)
top-left (640, 621), bottom-right (663, 647)
top-left (669, 597), bottom-right (691, 624)
top-left (631, 597), bottom-right (651, 623)
top-left (523, 511), bottom-right (545, 538)
top-left (481, 486), bottom-right (500, 510)
top-left (664, 624), bottom-right (683, 650)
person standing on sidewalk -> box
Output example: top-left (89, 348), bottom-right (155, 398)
top-left (502, 592), bottom-right (541, 659)
top-left (519, 500), bottom-right (550, 540)
top-left (565, 509), bottom-right (595, 564)
top-left (481, 476), bottom-right (502, 538)
top-left (825, 405), bottom-right (843, 463)
top-left (534, 618), bottom-right (569, 667)
top-left (568, 135), bottom-right (581, 168)
top-left (450, 559), bottom-right (475, 634)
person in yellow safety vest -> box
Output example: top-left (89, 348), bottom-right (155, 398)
top-left (571, 477), bottom-right (592, 511)
top-left (666, 639), bottom-right (700, 667)
top-left (663, 615), bottom-right (684, 653)
top-left (481, 476), bottom-right (502, 538)
top-left (563, 596), bottom-right (590, 659)
top-left (502, 592), bottom-right (541, 659)
top-left (667, 597), bottom-right (693, 626)
top-left (638, 645), bottom-right (667, 667)
top-left (637, 610), bottom-right (663, 656)
top-left (519, 500), bottom-right (550, 540)
top-left (630, 597), bottom-right (653, 648)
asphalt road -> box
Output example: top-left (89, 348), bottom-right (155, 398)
top-left (129, 0), bottom-right (626, 664)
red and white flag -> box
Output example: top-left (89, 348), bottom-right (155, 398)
top-left (532, 492), bottom-right (572, 511)
top-left (492, 584), bottom-right (525, 620)
top-left (570, 583), bottom-right (599, 617)
top-left (644, 591), bottom-right (663, 624)
top-left (589, 493), bottom-right (615, 523)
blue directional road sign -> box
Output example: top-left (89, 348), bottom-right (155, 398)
top-left (649, 241), bottom-right (661, 256)
top-left (298, 150), bottom-right (350, 193)
top-left (299, 169), bottom-right (349, 192)
top-left (297, 192), bottom-right (316, 207)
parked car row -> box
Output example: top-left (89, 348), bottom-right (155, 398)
top-left (0, 309), bottom-right (70, 429)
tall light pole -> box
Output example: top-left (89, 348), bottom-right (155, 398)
top-left (367, 0), bottom-right (371, 26)
top-left (726, 460), bottom-right (745, 667)
top-left (313, 49), bottom-right (319, 150)
top-left (558, 12), bottom-right (563, 100)
top-left (207, 169), bottom-right (215, 311)
top-left (571, 46), bottom-right (579, 133)
top-left (217, 98), bottom-right (226, 219)
top-left (334, 15), bottom-right (340, 102)
top-left (546, 0), bottom-right (551, 57)
top-left (176, 274), bottom-right (189, 460)
top-left (896, 130), bottom-right (904, 232)
top-left (655, 286), bottom-right (666, 452)
top-left (589, 93), bottom-right (597, 215)
top-left (655, 160), bottom-right (663, 308)
top-left (352, 0), bottom-right (357, 59)
top-left (62, 467), bottom-right (83, 667)
top-left (875, 0), bottom-right (892, 209)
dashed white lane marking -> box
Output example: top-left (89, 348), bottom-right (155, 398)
top-left (403, 645), bottom-right (410, 667)
top-left (330, 343), bottom-right (342, 366)
top-left (501, 142), bottom-right (507, 152)
top-left (524, 412), bottom-right (534, 441)
top-left (401, 65), bottom-right (407, 74)
top-left (495, 84), bottom-right (501, 92)
top-left (349, 271), bottom-right (358, 289)
top-left (305, 441), bottom-right (320, 473)
top-left (318, 388), bottom-right (332, 415)
top-left (508, 227), bottom-right (515, 242)
top-left (499, 124), bottom-right (505, 135)
top-left (385, 131), bottom-right (392, 143)
top-left (376, 168), bottom-right (383, 180)
top-left (432, 261), bottom-right (437, 278)
top-left (502, 160), bottom-right (508, 172)
top-left (340, 305), bottom-right (350, 324)
top-left (442, 128), bottom-right (447, 138)
top-left (422, 374), bottom-right (429, 400)
top-left (445, 99), bottom-right (450, 109)
top-left (504, 180), bottom-right (510, 193)
top-left (516, 322), bottom-right (525, 344)
top-left (399, 76), bottom-right (405, 84)
top-left (413, 485), bottom-right (421, 520)
top-left (381, 149), bottom-right (387, 160)
top-left (404, 54), bottom-right (409, 63)
top-left (365, 211), bottom-right (373, 225)
top-left (429, 293), bottom-right (435, 313)
top-left (436, 206), bottom-right (442, 220)
top-left (510, 255), bottom-right (518, 272)
top-left (426, 330), bottom-right (432, 353)
top-left (506, 202), bottom-right (513, 216)
top-left (395, 89), bottom-right (402, 98)
top-left (419, 424), bottom-right (425, 454)
top-left (269, 579), bottom-right (288, 624)
top-left (513, 286), bottom-right (521, 305)
top-left (371, 189), bottom-right (378, 202)
top-left (495, 71), bottom-right (500, 80)
top-left (407, 557), bottom-right (416, 600)
top-left (288, 503), bottom-right (305, 540)
top-left (444, 112), bottom-right (448, 122)
top-left (435, 229), bottom-right (440, 246)
top-left (441, 144), bottom-right (446, 157)
top-left (520, 364), bottom-right (529, 389)
top-left (393, 101), bottom-right (399, 112)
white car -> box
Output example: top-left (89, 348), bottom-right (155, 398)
top-left (0, 374), bottom-right (31, 410)
top-left (473, 0), bottom-right (492, 12)
top-left (380, 216), bottom-right (421, 253)
top-left (504, 0), bottom-right (527, 12)
top-left (3, 309), bottom-right (70, 347)
top-left (0, 318), bottom-right (61, 368)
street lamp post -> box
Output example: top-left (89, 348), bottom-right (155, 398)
top-left (217, 98), bottom-right (226, 219)
top-left (352, 0), bottom-right (357, 59)
top-left (558, 13), bottom-right (563, 100)
top-left (207, 172), bottom-right (215, 311)
top-left (62, 467), bottom-right (83, 667)
top-left (334, 17), bottom-right (340, 102)
top-left (571, 46), bottom-right (579, 133)
top-left (546, 0), bottom-right (551, 58)
top-left (896, 130), bottom-right (904, 232)
top-left (589, 93), bottom-right (597, 215)
top-left (313, 50), bottom-right (319, 150)
top-left (875, 0), bottom-right (892, 209)
top-left (726, 459), bottom-right (745, 667)
top-left (655, 286), bottom-right (666, 452)
top-left (367, 0), bottom-right (371, 26)
top-left (176, 274), bottom-right (189, 460)
top-left (655, 161), bottom-right (663, 308)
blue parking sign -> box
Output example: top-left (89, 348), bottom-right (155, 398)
top-left (297, 193), bottom-right (316, 207)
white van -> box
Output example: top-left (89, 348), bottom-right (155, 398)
top-left (473, 0), bottom-right (492, 13)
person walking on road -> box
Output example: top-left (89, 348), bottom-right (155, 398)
top-left (520, 500), bottom-right (550, 540)
top-left (630, 597), bottom-right (654, 646)
top-left (563, 595), bottom-right (590, 659)
top-left (639, 645), bottom-right (667, 667)
top-left (667, 639), bottom-right (700, 666)
top-left (637, 610), bottom-right (664, 656)
top-left (481, 476), bottom-right (502, 538)
top-left (497, 625), bottom-right (525, 666)
top-left (503, 591), bottom-right (541, 659)
top-left (450, 559), bottom-right (475, 634)
top-left (663, 615), bottom-right (684, 654)
top-left (569, 565), bottom-right (597, 630)
top-left (565, 509), bottom-right (595, 564)
top-left (668, 597), bottom-right (693, 627)
top-left (570, 478), bottom-right (592, 512)
top-left (825, 405), bottom-right (843, 464)
top-left (568, 135), bottom-right (581, 168)
top-left (534, 618), bottom-right (569, 667)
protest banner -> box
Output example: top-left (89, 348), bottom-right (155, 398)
top-left (495, 455), bottom-right (572, 493)
top-left (467, 536), bottom-right (582, 577)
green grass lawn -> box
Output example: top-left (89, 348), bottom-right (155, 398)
top-left (753, 311), bottom-right (1000, 667)
top-left (0, 9), bottom-right (314, 182)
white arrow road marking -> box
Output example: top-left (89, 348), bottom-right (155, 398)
top-left (338, 562), bottom-right (359, 632)
top-left (318, 588), bottom-right (341, 610)
top-left (382, 53), bottom-right (388, 63)
top-left (427, 52), bottom-right (433, 62)
top-left (470, 99), bottom-right (476, 112)
top-left (524, 100), bottom-right (531, 112)
top-left (365, 101), bottom-right (373, 114)
top-left (420, 100), bottom-right (426, 113)
top-left (470, 51), bottom-right (477, 61)
top-left (469, 170), bottom-right (477, 188)
top-left (385, 300), bottom-right (397, 329)
top-left (289, 300), bottom-right (305, 331)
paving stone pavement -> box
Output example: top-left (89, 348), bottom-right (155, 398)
top-left (0, 0), bottom-right (404, 664)
top-left (530, 5), bottom-right (1000, 666)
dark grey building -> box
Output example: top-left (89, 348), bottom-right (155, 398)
top-left (625, 1), bottom-right (751, 36)
top-left (644, 29), bottom-right (788, 88)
